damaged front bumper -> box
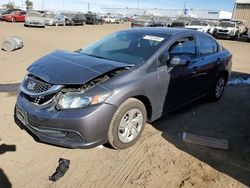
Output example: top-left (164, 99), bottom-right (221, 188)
top-left (14, 93), bottom-right (117, 148)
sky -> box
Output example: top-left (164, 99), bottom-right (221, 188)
top-left (0, 0), bottom-right (236, 12)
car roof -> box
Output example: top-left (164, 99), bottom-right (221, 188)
top-left (120, 27), bottom-right (198, 36)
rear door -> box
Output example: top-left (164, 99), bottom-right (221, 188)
top-left (195, 33), bottom-right (221, 92)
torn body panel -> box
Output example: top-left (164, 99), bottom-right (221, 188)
top-left (21, 66), bottom-right (129, 106)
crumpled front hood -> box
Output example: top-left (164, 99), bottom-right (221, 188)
top-left (27, 50), bottom-right (129, 85)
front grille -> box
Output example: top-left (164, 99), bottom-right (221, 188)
top-left (218, 29), bottom-right (228, 33)
top-left (23, 93), bottom-right (55, 105)
top-left (30, 22), bottom-right (42, 25)
top-left (24, 76), bottom-right (52, 94)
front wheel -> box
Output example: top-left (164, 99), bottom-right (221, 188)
top-left (108, 98), bottom-right (147, 149)
top-left (209, 75), bottom-right (226, 101)
top-left (11, 17), bottom-right (16, 22)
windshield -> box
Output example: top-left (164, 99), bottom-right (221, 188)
top-left (219, 22), bottom-right (235, 27)
top-left (45, 14), bottom-right (55, 18)
top-left (79, 31), bottom-right (170, 65)
top-left (190, 21), bottom-right (207, 26)
top-left (136, 16), bottom-right (152, 21)
top-left (27, 12), bottom-right (42, 17)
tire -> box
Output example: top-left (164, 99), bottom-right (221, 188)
top-left (11, 17), bottom-right (16, 23)
top-left (108, 98), bottom-right (147, 149)
top-left (208, 75), bottom-right (227, 102)
top-left (232, 32), bottom-right (239, 40)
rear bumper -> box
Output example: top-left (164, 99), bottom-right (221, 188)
top-left (14, 93), bottom-right (117, 148)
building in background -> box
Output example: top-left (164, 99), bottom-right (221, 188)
top-left (233, 0), bottom-right (250, 25)
top-left (101, 7), bottom-right (232, 20)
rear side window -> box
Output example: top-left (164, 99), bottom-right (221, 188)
top-left (198, 35), bottom-right (218, 56)
top-left (169, 37), bottom-right (196, 59)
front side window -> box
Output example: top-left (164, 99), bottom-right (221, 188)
top-left (169, 37), bottom-right (196, 59)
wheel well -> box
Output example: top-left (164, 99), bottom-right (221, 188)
top-left (133, 95), bottom-right (152, 121)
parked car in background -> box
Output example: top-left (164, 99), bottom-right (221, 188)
top-left (103, 15), bottom-right (118, 23)
top-left (214, 21), bottom-right (242, 39)
top-left (85, 13), bottom-right (104, 25)
top-left (248, 28), bottom-right (250, 42)
top-left (153, 16), bottom-right (171, 27)
top-left (220, 19), bottom-right (247, 36)
top-left (185, 20), bottom-right (211, 33)
top-left (131, 15), bottom-right (153, 27)
top-left (132, 15), bottom-right (171, 27)
top-left (64, 13), bottom-right (86, 26)
top-left (25, 11), bottom-right (45, 27)
top-left (2, 10), bottom-right (26, 22)
top-left (0, 8), bottom-right (22, 21)
top-left (207, 21), bottom-right (218, 35)
top-left (170, 21), bottom-right (186, 28)
top-left (44, 13), bottom-right (65, 26)
top-left (15, 28), bottom-right (232, 149)
top-left (0, 9), bottom-right (5, 21)
top-left (234, 19), bottom-right (247, 36)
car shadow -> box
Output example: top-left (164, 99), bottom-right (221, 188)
top-left (0, 83), bottom-right (20, 93)
top-left (151, 72), bottom-right (250, 186)
top-left (217, 36), bottom-right (250, 43)
top-left (0, 169), bottom-right (11, 188)
top-left (0, 143), bottom-right (16, 188)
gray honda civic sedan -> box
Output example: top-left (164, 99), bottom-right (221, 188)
top-left (14, 28), bottom-right (232, 149)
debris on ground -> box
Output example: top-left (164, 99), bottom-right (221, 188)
top-left (182, 132), bottom-right (229, 150)
top-left (0, 144), bottom-right (16, 155)
top-left (2, 36), bottom-right (23, 52)
top-left (49, 158), bottom-right (70, 182)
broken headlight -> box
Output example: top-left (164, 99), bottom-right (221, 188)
top-left (57, 92), bottom-right (112, 110)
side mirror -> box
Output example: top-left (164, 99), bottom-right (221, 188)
top-left (169, 56), bottom-right (190, 67)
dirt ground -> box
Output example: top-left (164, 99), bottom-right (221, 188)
top-left (0, 22), bottom-right (250, 188)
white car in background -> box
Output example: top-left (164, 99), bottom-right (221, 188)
top-left (25, 11), bottom-right (45, 27)
top-left (103, 15), bottom-right (118, 23)
top-left (213, 21), bottom-right (241, 40)
top-left (185, 20), bottom-right (211, 33)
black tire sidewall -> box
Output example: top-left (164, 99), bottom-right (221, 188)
top-left (108, 98), bottom-right (147, 149)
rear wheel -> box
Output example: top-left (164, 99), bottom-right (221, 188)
top-left (208, 75), bottom-right (226, 101)
top-left (108, 98), bottom-right (147, 149)
top-left (11, 17), bottom-right (16, 23)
